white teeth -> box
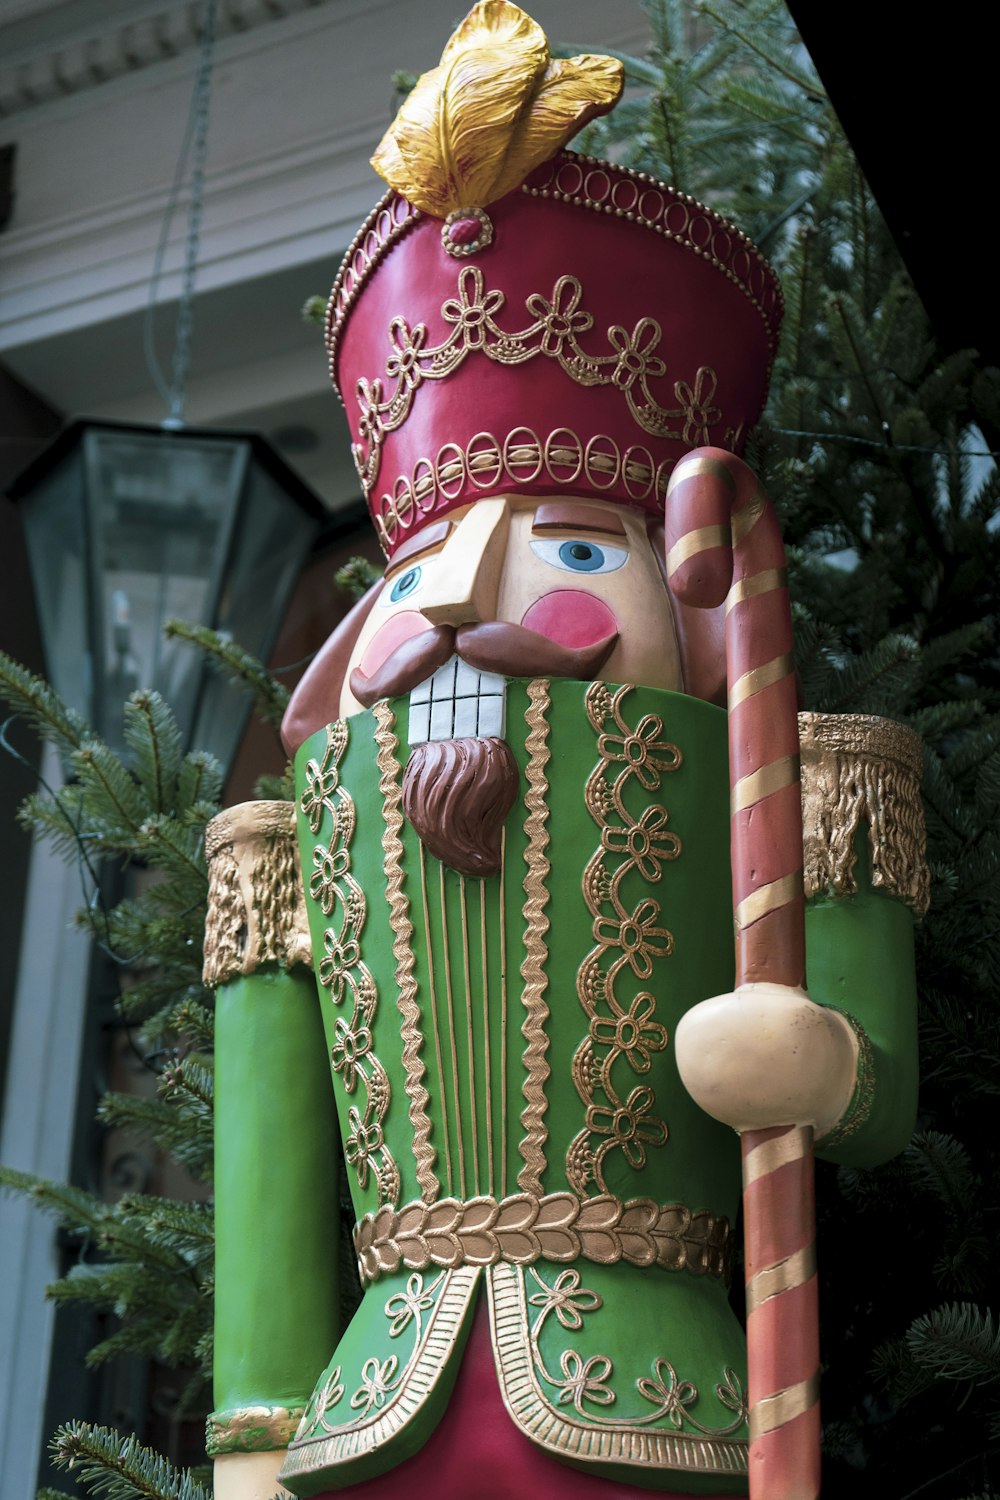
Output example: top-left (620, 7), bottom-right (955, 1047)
top-left (408, 656), bottom-right (506, 746)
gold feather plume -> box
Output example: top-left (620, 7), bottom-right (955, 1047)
top-left (371, 0), bottom-right (624, 218)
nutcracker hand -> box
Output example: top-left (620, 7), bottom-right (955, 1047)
top-left (674, 983), bottom-right (859, 1135)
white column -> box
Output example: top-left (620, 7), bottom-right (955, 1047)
top-left (0, 745), bottom-right (93, 1498)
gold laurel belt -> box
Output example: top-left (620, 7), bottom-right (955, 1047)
top-left (353, 1191), bottom-right (733, 1286)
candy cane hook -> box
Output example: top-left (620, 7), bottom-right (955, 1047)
top-left (666, 448), bottom-right (821, 1500)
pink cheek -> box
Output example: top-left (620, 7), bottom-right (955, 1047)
top-left (357, 610), bottom-right (428, 677)
top-left (520, 590), bottom-right (619, 648)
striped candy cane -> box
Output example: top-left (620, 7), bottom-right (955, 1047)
top-left (666, 448), bottom-right (821, 1500)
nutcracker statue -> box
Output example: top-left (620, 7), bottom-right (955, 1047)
top-left (202, 6), bottom-right (927, 1499)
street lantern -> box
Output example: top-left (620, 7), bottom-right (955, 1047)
top-left (8, 418), bottom-right (326, 774)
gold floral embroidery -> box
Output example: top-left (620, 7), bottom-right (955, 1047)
top-left (300, 723), bottom-right (399, 1207)
top-left (295, 1366), bottom-right (345, 1439)
top-left (527, 1266), bottom-right (601, 1329)
top-left (350, 264), bottom-right (722, 493)
top-left (567, 685), bottom-right (681, 1194)
top-left (350, 1355), bottom-right (400, 1416)
top-left (524, 1262), bottom-right (748, 1434)
top-left (673, 367), bottom-right (722, 446)
top-left (325, 155), bottom-right (782, 384)
top-left (585, 1085), bottom-right (668, 1171)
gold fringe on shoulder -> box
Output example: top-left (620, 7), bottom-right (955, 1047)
top-left (203, 802), bottom-right (313, 987)
top-left (798, 713), bottom-right (930, 916)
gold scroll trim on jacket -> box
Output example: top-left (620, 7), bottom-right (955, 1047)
top-left (798, 712), bottom-right (929, 916)
top-left (203, 801), bottom-right (312, 987)
top-left (518, 678), bottom-right (553, 1197)
top-left (353, 1191), bottom-right (733, 1287)
top-left (374, 701), bottom-right (438, 1202)
top-left (279, 1267), bottom-right (479, 1480)
top-left (206, 1403), bottom-right (305, 1455)
top-left (487, 1264), bottom-right (748, 1476)
top-left (567, 682), bottom-right (680, 1195)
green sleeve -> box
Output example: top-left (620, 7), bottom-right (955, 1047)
top-left (203, 801), bottom-right (340, 1458)
top-left (807, 864), bottom-right (919, 1168)
top-left (798, 713), bottom-right (927, 1171)
top-left (212, 964), bottom-right (340, 1441)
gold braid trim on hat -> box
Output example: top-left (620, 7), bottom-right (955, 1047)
top-left (353, 1190), bottom-right (734, 1286)
top-left (798, 712), bottom-right (930, 916)
top-left (203, 802), bottom-right (312, 986)
top-left (371, 1), bottom-right (623, 219)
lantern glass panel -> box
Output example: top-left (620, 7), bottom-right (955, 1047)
top-left (84, 429), bottom-right (244, 754)
top-left (191, 454), bottom-right (319, 772)
top-left (19, 445), bottom-right (92, 729)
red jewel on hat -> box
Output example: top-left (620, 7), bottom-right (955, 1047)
top-left (442, 206), bottom-right (494, 258)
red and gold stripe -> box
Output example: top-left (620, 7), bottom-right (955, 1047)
top-left (666, 447), bottom-right (819, 1498)
top-left (743, 1123), bottom-right (821, 1499)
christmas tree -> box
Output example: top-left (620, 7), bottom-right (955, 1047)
top-left (2, 3), bottom-right (998, 1496)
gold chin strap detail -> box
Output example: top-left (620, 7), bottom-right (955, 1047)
top-left (353, 1191), bottom-right (733, 1287)
top-left (203, 802), bottom-right (312, 987)
top-left (798, 711), bottom-right (930, 916)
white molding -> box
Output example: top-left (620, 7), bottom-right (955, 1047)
top-left (0, 134), bottom-right (380, 349)
top-left (0, 0), bottom-right (349, 120)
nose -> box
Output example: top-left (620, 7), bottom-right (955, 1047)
top-left (415, 498), bottom-right (510, 627)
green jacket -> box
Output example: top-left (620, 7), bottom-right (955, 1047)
top-left (206, 680), bottom-right (924, 1496)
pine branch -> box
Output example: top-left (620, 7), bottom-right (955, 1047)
top-left (334, 556), bottom-right (382, 600)
top-left (0, 650), bottom-right (90, 754)
top-left (697, 4), bottom-right (827, 98)
top-left (163, 619), bottom-right (289, 729)
top-left (97, 1093), bottom-right (213, 1181)
top-left (136, 815), bottom-right (208, 887)
top-left (254, 767), bottom-right (295, 802)
top-left (906, 1304), bottom-right (1000, 1386)
top-left (122, 692), bottom-right (183, 813)
top-left (49, 1422), bottom-right (211, 1500)
top-left (176, 751), bottom-right (223, 814)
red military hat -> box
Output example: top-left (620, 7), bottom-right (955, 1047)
top-left (325, 3), bottom-right (782, 560)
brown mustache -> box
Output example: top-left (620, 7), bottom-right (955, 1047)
top-left (350, 620), bottom-right (619, 707)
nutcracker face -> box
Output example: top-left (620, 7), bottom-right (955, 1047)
top-left (340, 494), bottom-right (682, 718)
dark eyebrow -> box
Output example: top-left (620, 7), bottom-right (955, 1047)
top-left (532, 502), bottom-right (627, 537)
top-left (385, 520), bottom-right (452, 576)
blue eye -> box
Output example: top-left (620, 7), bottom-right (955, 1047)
top-left (388, 565), bottom-right (422, 603)
top-left (530, 538), bottom-right (629, 574)
top-left (559, 540), bottom-right (603, 571)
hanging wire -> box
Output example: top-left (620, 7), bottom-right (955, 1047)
top-left (142, 0), bottom-right (219, 428)
top-left (773, 426), bottom-right (1000, 458)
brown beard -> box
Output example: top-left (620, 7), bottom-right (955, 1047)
top-left (402, 736), bottom-right (519, 878)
